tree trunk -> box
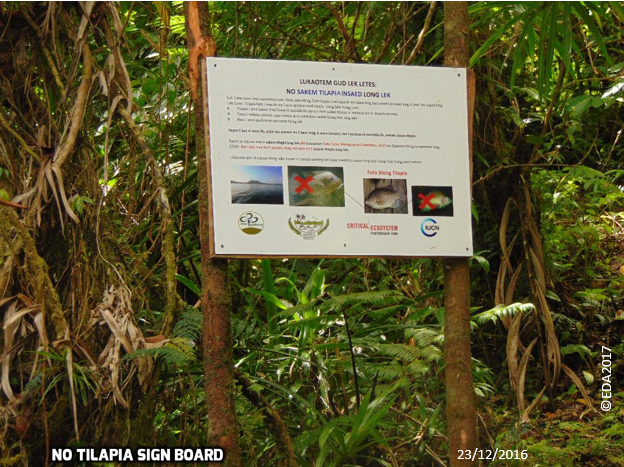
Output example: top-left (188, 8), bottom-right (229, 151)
top-left (443, 3), bottom-right (478, 466)
top-left (184, 2), bottom-right (240, 464)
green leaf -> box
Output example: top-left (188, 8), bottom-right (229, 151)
top-left (175, 274), bottom-right (200, 295)
top-left (582, 371), bottom-right (594, 385)
top-left (610, 1), bottom-right (624, 23)
top-left (538, 3), bottom-right (559, 98)
top-left (571, 4), bottom-right (613, 66)
top-left (559, 3), bottom-right (573, 74)
top-left (71, 195), bottom-right (94, 214)
top-left (471, 201), bottom-right (479, 223)
top-left (560, 344), bottom-right (591, 357)
top-left (545, 289), bottom-right (561, 302)
top-left (319, 424), bottom-right (335, 450)
top-left (261, 259), bottom-right (279, 331)
top-left (470, 8), bottom-right (536, 68)
top-left (303, 267), bottom-right (325, 301)
top-left (247, 288), bottom-right (292, 310)
top-left (471, 255), bottom-right (490, 274)
top-left (509, 7), bottom-right (542, 90)
top-left (602, 81), bottom-right (624, 99)
top-left (565, 95), bottom-right (603, 118)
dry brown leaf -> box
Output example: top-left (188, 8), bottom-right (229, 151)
top-left (517, 338), bottom-right (537, 413)
top-left (1, 300), bottom-right (18, 401)
top-left (92, 286), bottom-right (153, 404)
top-left (507, 311), bottom-right (523, 392)
top-left (2, 305), bottom-right (38, 329)
top-left (76, 2), bottom-right (96, 45)
top-left (562, 364), bottom-right (595, 412)
top-left (524, 386), bottom-right (547, 422)
top-left (66, 348), bottom-right (80, 440)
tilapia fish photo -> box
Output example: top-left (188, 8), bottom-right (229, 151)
top-left (288, 166), bottom-right (345, 207)
top-left (363, 179), bottom-right (408, 214)
top-left (411, 186), bottom-right (454, 217)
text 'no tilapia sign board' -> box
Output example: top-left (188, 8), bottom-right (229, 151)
top-left (205, 57), bottom-right (472, 257)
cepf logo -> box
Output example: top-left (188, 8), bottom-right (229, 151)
top-left (420, 218), bottom-right (439, 237)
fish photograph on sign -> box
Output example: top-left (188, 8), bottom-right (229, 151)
top-left (411, 186), bottom-right (454, 217)
top-left (363, 179), bottom-right (408, 214)
top-left (230, 166), bottom-right (284, 205)
top-left (288, 166), bottom-right (345, 207)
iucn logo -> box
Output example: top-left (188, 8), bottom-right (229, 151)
top-left (420, 218), bottom-right (439, 237)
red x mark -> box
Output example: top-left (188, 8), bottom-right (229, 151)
top-left (294, 175), bottom-right (314, 194)
top-left (418, 193), bottom-right (435, 210)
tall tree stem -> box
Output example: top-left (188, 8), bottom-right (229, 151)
top-left (185, 3), bottom-right (240, 464)
top-left (443, 3), bottom-right (478, 466)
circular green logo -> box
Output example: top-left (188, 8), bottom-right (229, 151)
top-left (238, 211), bottom-right (264, 235)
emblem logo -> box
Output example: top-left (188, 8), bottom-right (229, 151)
top-left (288, 214), bottom-right (329, 240)
top-left (238, 211), bottom-right (264, 235)
top-left (420, 218), bottom-right (439, 237)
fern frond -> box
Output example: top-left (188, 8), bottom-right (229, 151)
top-left (173, 308), bottom-right (203, 341)
top-left (417, 345), bottom-right (443, 363)
top-left (433, 8), bottom-right (444, 53)
top-left (125, 338), bottom-right (196, 368)
top-left (407, 359), bottom-right (432, 375)
top-left (377, 343), bottom-right (424, 362)
top-left (325, 290), bottom-right (403, 311)
top-left (368, 305), bottom-right (403, 321)
top-left (367, 362), bottom-right (405, 381)
top-left (473, 302), bottom-right (535, 325)
top-left (23, 371), bottom-right (45, 399)
top-left (405, 327), bottom-right (439, 347)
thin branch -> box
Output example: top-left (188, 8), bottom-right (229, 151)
top-left (117, 106), bottom-right (184, 335)
top-left (0, 111), bottom-right (41, 163)
top-left (326, 2), bottom-right (361, 62)
top-left (19, 5), bottom-right (65, 93)
top-left (0, 199), bottom-right (27, 209)
top-left (376, 3), bottom-right (425, 64)
top-left (405, 1), bottom-right (437, 65)
top-left (52, 43), bottom-right (92, 169)
top-left (350, 2), bottom-right (362, 40)
top-left (474, 162), bottom-right (576, 186)
top-left (255, 16), bottom-right (336, 58)
top-left (342, 308), bottom-right (360, 410)
top-left (604, 123), bottom-right (623, 167)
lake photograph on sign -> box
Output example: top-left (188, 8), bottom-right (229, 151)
top-left (287, 166), bottom-right (345, 207)
top-left (230, 165), bottom-right (284, 205)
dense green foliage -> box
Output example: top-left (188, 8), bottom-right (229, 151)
top-left (0, 2), bottom-right (623, 466)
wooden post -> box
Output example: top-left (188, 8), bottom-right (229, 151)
top-left (185, 2), bottom-right (240, 464)
top-left (443, 2), bottom-right (478, 466)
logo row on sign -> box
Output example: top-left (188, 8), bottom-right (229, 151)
top-left (238, 212), bottom-right (441, 239)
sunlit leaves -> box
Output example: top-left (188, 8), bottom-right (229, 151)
top-left (470, 2), bottom-right (617, 100)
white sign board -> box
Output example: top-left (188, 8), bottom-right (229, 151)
top-left (205, 57), bottom-right (472, 257)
